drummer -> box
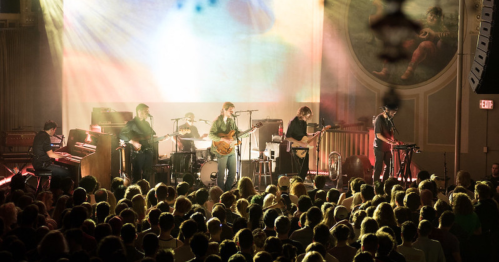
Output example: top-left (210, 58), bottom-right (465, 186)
top-left (176, 112), bottom-right (208, 152)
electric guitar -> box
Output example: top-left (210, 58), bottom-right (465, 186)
top-left (291, 125), bottom-right (331, 158)
top-left (213, 122), bottom-right (263, 155)
top-left (130, 131), bottom-right (186, 151)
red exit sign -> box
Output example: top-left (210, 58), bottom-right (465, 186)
top-left (480, 100), bottom-right (494, 110)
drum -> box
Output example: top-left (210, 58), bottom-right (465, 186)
top-left (200, 161), bottom-right (218, 187)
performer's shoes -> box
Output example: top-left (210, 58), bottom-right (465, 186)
top-left (372, 68), bottom-right (390, 80)
top-left (401, 67), bottom-right (414, 80)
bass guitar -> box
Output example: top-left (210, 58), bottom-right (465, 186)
top-left (292, 125), bottom-right (331, 158)
top-left (213, 122), bottom-right (263, 155)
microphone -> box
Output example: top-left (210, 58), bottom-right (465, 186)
top-left (199, 119), bottom-right (210, 122)
top-left (231, 114), bottom-right (239, 118)
top-left (148, 113), bottom-right (153, 118)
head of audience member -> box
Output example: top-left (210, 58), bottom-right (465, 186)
top-left (404, 192), bottom-right (421, 212)
top-left (303, 251), bottom-right (325, 262)
top-left (306, 206), bottom-right (323, 228)
top-left (143, 232), bottom-right (159, 257)
top-left (93, 188), bottom-right (108, 204)
top-left (351, 178), bottom-right (366, 194)
top-left (418, 219), bottom-right (433, 237)
top-left (96, 201), bottom-right (110, 223)
top-left (158, 212), bottom-right (174, 233)
top-left (354, 251), bottom-right (375, 262)
top-left (393, 191), bottom-right (406, 208)
top-left (278, 176), bottom-right (291, 193)
top-left (120, 223), bottom-right (137, 245)
top-left (190, 211), bottom-right (207, 233)
top-left (313, 224), bottom-right (331, 248)
top-left (416, 170), bottom-right (431, 184)
top-left (131, 194), bottom-right (146, 220)
top-left (361, 233), bottom-right (378, 256)
top-left (376, 231), bottom-right (395, 258)
top-left (263, 194), bottom-right (277, 209)
top-left (193, 188), bottom-right (208, 206)
top-left (238, 177), bottom-right (257, 199)
top-left (263, 208), bottom-right (279, 229)
top-left (236, 198), bottom-right (249, 219)
top-left (314, 175), bottom-right (327, 190)
top-left (166, 186), bottom-right (177, 204)
top-left (232, 217), bottom-right (248, 235)
top-left (212, 204), bottom-right (227, 224)
top-left (389, 184), bottom-right (404, 204)
top-left (220, 239), bottom-right (238, 262)
top-left (361, 217), bottom-right (379, 236)
top-left (249, 228), bottom-right (264, 251)
top-left (374, 181), bottom-right (384, 196)
top-left (264, 236), bottom-right (283, 259)
top-left (79, 176), bottom-right (98, 195)
top-left (322, 206), bottom-right (336, 228)
top-left (291, 182), bottom-right (307, 198)
top-left (145, 188), bottom-right (157, 209)
top-left (353, 210), bottom-right (367, 229)
top-left (136, 179), bottom-right (150, 195)
top-left (419, 205), bottom-right (436, 223)
top-left (394, 206), bottom-right (411, 226)
top-left (179, 219), bottom-right (198, 243)
top-left (176, 182), bottom-right (190, 196)
top-left (108, 215), bottom-right (123, 236)
top-left (332, 224), bottom-right (350, 244)
top-left (111, 177), bottom-right (123, 192)
top-left (314, 190), bottom-right (325, 201)
top-left (304, 243), bottom-right (327, 262)
top-left (374, 202), bottom-right (397, 228)
top-left (383, 178), bottom-right (398, 199)
top-left (156, 249), bottom-right (175, 262)
top-left (334, 205), bottom-right (349, 222)
top-left (248, 204), bottom-right (263, 230)
top-left (360, 184), bottom-right (375, 202)
top-left (235, 228), bottom-right (254, 253)
top-left (207, 217), bottom-right (222, 237)
top-left (73, 187), bottom-right (87, 206)
top-left (114, 185), bottom-right (127, 201)
top-left (266, 184), bottom-right (278, 196)
top-left (220, 191), bottom-right (236, 209)
top-left (37, 230), bottom-right (69, 260)
top-left (124, 185), bottom-right (142, 200)
top-left (250, 194), bottom-right (264, 206)
top-left (475, 182), bottom-right (492, 200)
top-left (97, 235), bottom-right (126, 262)
top-left (452, 192), bottom-right (474, 215)
top-left (297, 195), bottom-right (313, 213)
top-left (438, 210), bottom-right (455, 229)
top-left (401, 221), bottom-right (417, 243)
top-left (456, 170), bottom-right (472, 189)
top-left (174, 196), bottom-right (192, 215)
top-left (153, 184), bottom-right (167, 203)
top-left (327, 188), bottom-right (340, 203)
top-left (254, 251), bottom-right (273, 262)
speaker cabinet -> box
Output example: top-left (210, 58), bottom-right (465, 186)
top-left (469, 0), bottom-right (499, 94)
top-left (252, 119), bottom-right (283, 151)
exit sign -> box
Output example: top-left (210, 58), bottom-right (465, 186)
top-left (480, 100), bottom-right (494, 110)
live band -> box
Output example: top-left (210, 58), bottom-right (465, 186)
top-left (32, 102), bottom-right (406, 192)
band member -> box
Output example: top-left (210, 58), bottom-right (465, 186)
top-left (176, 112), bottom-right (207, 152)
top-left (373, 105), bottom-right (399, 183)
top-left (120, 104), bottom-right (167, 183)
top-left (285, 106), bottom-right (314, 180)
top-left (209, 102), bottom-right (255, 191)
top-left (32, 120), bottom-right (70, 176)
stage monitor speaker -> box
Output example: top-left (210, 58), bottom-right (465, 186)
top-left (252, 119), bottom-right (283, 151)
top-left (469, 0), bottom-right (499, 94)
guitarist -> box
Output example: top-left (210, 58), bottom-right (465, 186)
top-left (209, 102), bottom-right (255, 191)
top-left (119, 103), bottom-right (168, 183)
top-left (285, 106), bottom-right (314, 180)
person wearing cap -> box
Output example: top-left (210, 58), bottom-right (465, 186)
top-left (330, 205), bottom-right (355, 243)
top-left (278, 176), bottom-right (298, 205)
top-left (373, 105), bottom-right (401, 183)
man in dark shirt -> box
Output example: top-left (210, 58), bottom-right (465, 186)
top-left (373, 105), bottom-right (399, 183)
top-left (486, 163), bottom-right (499, 193)
top-left (286, 106), bottom-right (314, 180)
top-left (32, 120), bottom-right (70, 176)
top-left (120, 104), bottom-right (167, 183)
top-left (176, 112), bottom-right (207, 152)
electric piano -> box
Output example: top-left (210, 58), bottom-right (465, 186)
top-left (55, 129), bottom-right (119, 189)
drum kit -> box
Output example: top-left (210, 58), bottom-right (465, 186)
top-left (170, 137), bottom-right (219, 188)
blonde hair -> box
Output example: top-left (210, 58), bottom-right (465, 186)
top-left (174, 196), bottom-right (192, 214)
top-left (291, 182), bottom-right (307, 198)
top-left (131, 194), bottom-right (146, 221)
top-left (207, 217), bottom-right (222, 235)
top-left (209, 186), bottom-right (224, 202)
top-left (236, 198), bottom-right (250, 219)
top-left (263, 194), bottom-right (276, 209)
top-left (238, 177), bottom-right (257, 199)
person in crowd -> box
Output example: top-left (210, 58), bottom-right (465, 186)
top-left (189, 232), bottom-right (210, 262)
top-left (120, 223), bottom-right (145, 262)
top-left (329, 224), bottom-right (356, 262)
top-left (235, 228), bottom-right (254, 262)
top-left (221, 192), bottom-right (240, 225)
top-left (308, 175), bottom-right (327, 200)
top-left (207, 217), bottom-right (223, 243)
top-left (397, 221), bottom-right (425, 262)
top-left (174, 219), bottom-right (198, 261)
top-left (437, 211), bottom-right (461, 262)
top-left (212, 204), bottom-right (235, 241)
top-left (291, 206), bottom-right (322, 248)
top-left (413, 220), bottom-right (445, 262)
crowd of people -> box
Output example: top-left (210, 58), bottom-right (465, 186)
top-left (0, 164), bottom-right (498, 262)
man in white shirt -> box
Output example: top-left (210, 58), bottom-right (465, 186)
top-left (413, 220), bottom-right (445, 262)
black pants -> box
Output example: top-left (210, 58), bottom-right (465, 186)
top-left (374, 148), bottom-right (391, 183)
top-left (292, 151), bottom-right (309, 180)
top-left (132, 149), bottom-right (153, 183)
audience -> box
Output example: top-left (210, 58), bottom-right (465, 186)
top-left (0, 166), bottom-right (497, 262)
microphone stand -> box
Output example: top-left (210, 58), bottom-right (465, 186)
top-left (171, 117), bottom-right (183, 185)
top-left (316, 119), bottom-right (325, 180)
top-left (232, 114), bottom-right (241, 187)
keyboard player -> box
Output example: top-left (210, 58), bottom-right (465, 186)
top-left (32, 120), bottom-right (71, 176)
